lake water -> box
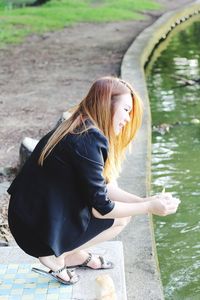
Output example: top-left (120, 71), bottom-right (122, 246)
top-left (146, 15), bottom-right (200, 300)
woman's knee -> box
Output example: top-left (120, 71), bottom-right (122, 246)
top-left (113, 216), bottom-right (131, 228)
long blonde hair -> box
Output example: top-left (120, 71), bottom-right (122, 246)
top-left (38, 76), bottom-right (143, 182)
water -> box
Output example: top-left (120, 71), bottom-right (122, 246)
top-left (146, 15), bottom-right (200, 300)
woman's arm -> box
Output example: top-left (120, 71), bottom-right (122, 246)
top-left (93, 200), bottom-right (149, 219)
top-left (92, 192), bottom-right (181, 219)
top-left (107, 181), bottom-right (147, 203)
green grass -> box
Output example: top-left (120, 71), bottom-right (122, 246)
top-left (0, 0), bottom-right (161, 47)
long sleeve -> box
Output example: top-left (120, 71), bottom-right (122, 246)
top-left (66, 128), bottom-right (115, 215)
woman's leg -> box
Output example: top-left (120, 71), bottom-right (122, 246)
top-left (39, 216), bottom-right (131, 272)
top-left (66, 216), bottom-right (131, 254)
top-left (64, 216), bottom-right (131, 268)
top-left (39, 181), bottom-right (124, 279)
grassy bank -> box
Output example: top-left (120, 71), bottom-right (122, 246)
top-left (0, 0), bottom-right (160, 47)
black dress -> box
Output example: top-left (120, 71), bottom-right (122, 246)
top-left (7, 120), bottom-right (115, 258)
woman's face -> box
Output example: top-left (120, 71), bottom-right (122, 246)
top-left (113, 93), bottom-right (133, 135)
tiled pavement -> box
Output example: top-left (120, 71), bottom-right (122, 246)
top-left (0, 263), bottom-right (73, 300)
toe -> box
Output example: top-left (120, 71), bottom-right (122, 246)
top-left (70, 274), bottom-right (80, 284)
top-left (86, 255), bottom-right (102, 269)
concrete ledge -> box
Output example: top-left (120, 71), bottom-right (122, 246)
top-left (119, 1), bottom-right (200, 299)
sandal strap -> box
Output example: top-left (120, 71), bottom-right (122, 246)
top-left (81, 252), bottom-right (92, 267)
top-left (50, 267), bottom-right (74, 280)
top-left (98, 255), bottom-right (105, 267)
top-left (51, 265), bottom-right (67, 275)
top-left (81, 253), bottom-right (110, 268)
top-left (66, 269), bottom-right (73, 279)
top-left (99, 255), bottom-right (113, 268)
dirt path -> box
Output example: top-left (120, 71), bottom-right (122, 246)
top-left (0, 0), bottom-right (194, 170)
top-left (0, 0), bottom-right (194, 243)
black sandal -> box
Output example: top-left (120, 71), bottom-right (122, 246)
top-left (70, 252), bottom-right (114, 270)
top-left (32, 265), bottom-right (80, 285)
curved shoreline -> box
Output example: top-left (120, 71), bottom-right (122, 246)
top-left (119, 1), bottom-right (200, 299)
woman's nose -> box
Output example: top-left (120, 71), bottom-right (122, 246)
top-left (125, 114), bottom-right (130, 123)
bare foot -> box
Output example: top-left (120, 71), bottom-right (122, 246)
top-left (38, 255), bottom-right (79, 283)
top-left (64, 250), bottom-right (103, 269)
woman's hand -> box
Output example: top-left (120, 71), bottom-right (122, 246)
top-left (147, 193), bottom-right (181, 216)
